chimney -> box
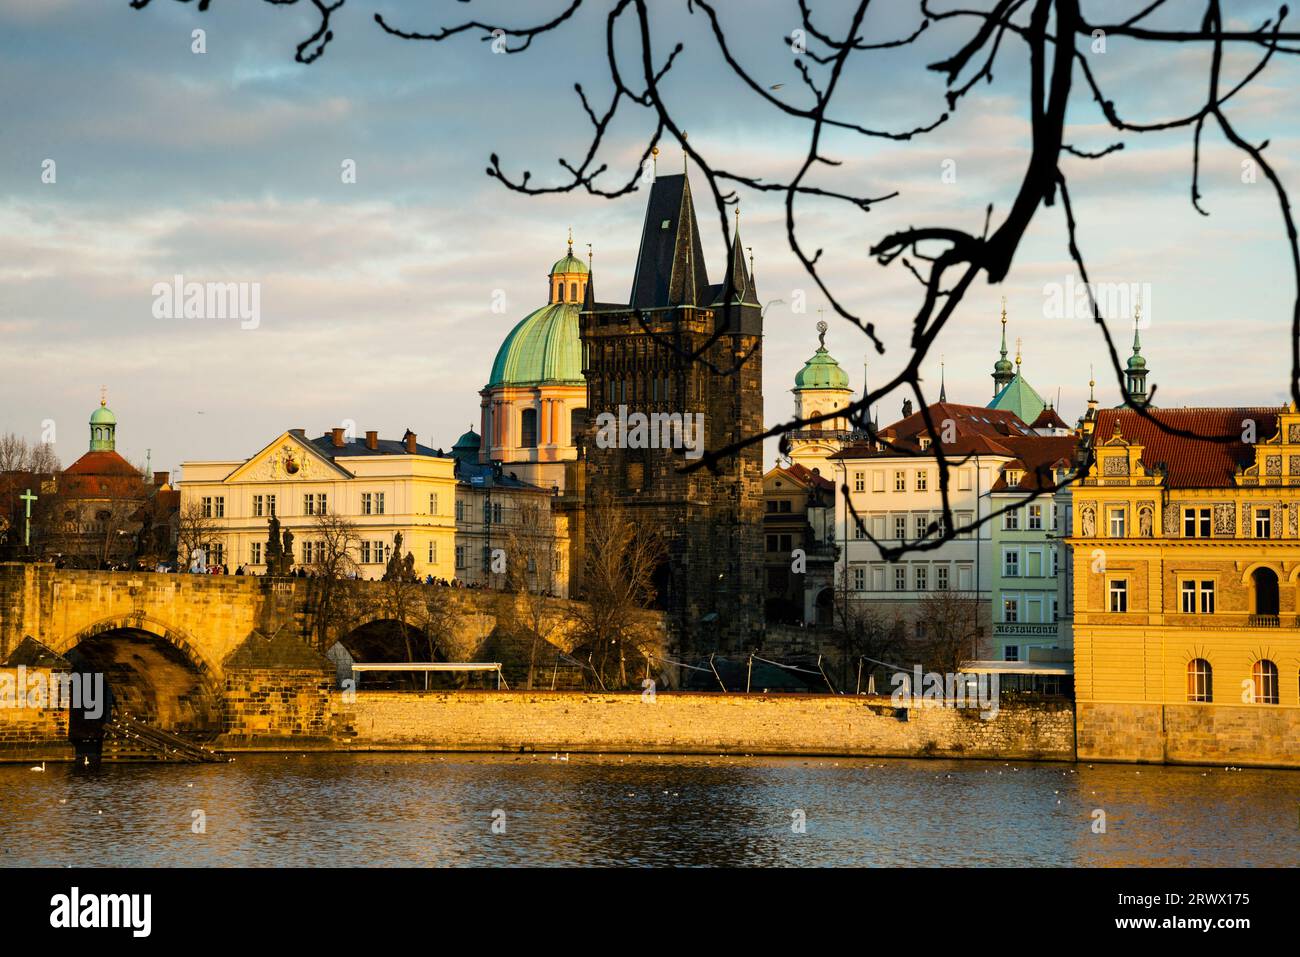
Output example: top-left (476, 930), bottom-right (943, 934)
top-left (404, 430), bottom-right (417, 454)
top-left (366, 430), bottom-right (379, 450)
top-left (153, 471), bottom-right (169, 487)
top-left (332, 427), bottom-right (346, 448)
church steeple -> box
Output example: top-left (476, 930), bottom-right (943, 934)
top-left (939, 355), bottom-right (947, 403)
top-left (992, 298), bottom-right (1015, 397)
top-left (1124, 305), bottom-right (1150, 406)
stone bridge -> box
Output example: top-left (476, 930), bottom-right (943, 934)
top-left (0, 563), bottom-right (613, 740)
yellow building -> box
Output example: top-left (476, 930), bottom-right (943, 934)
top-left (180, 427), bottom-right (458, 580)
top-left (1070, 404), bottom-right (1300, 767)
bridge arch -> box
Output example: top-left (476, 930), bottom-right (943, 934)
top-left (57, 614), bottom-right (224, 737)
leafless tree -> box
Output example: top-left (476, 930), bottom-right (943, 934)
top-left (570, 490), bottom-right (666, 688)
top-left (913, 589), bottom-right (987, 674)
top-left (176, 501), bottom-right (218, 570)
top-left (304, 510), bottom-right (363, 650)
top-left (502, 501), bottom-right (567, 688)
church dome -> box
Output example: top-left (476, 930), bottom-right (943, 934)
top-left (452, 427), bottom-right (481, 463)
top-left (90, 403), bottom-right (116, 426)
top-left (550, 253), bottom-right (588, 275)
top-left (487, 303), bottom-right (584, 388)
top-left (1126, 352), bottom-right (1146, 371)
top-left (794, 346), bottom-right (850, 390)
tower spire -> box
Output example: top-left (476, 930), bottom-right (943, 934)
top-left (1124, 303), bottom-right (1150, 406)
top-left (991, 297), bottom-right (1015, 398)
top-left (939, 355), bottom-right (947, 403)
top-left (567, 226), bottom-right (573, 257)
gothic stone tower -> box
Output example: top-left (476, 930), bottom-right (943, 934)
top-left (579, 172), bottom-right (764, 656)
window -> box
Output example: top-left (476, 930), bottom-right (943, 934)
top-left (1256, 510), bottom-right (1272, 538)
top-left (362, 493), bottom-right (374, 516)
top-left (201, 496), bottom-right (213, 518)
top-left (935, 566), bottom-right (949, 590)
top-left (429, 493), bottom-right (438, 515)
top-left (853, 567), bottom-right (865, 591)
top-left (1050, 547), bottom-right (1059, 576)
top-left (1003, 550), bottom-right (1019, 577)
top-left (1005, 469), bottom-right (1023, 486)
top-left (1108, 579), bottom-right (1128, 613)
top-left (853, 472), bottom-right (865, 493)
top-left (778, 500), bottom-right (792, 513)
top-left (915, 471), bottom-right (928, 492)
top-left (361, 541), bottom-right (371, 564)
top-left (1181, 580), bottom-right (1215, 614)
top-left (914, 514), bottom-right (928, 539)
top-left (520, 408), bottom-right (538, 448)
top-left (1108, 507), bottom-right (1126, 538)
top-left (1050, 504), bottom-right (1059, 530)
top-left (304, 494), bottom-right (315, 516)
top-left (1252, 659), bottom-right (1279, 704)
top-left (1003, 508), bottom-right (1019, 531)
top-left (455, 545), bottom-right (467, 570)
top-left (1004, 645), bottom-right (1020, 662)
top-left (894, 566), bottom-right (906, 591)
top-left (894, 471), bottom-right (906, 492)
top-left (1028, 505), bottom-right (1043, 530)
top-left (428, 541), bottom-right (437, 564)
top-left (207, 542), bottom-right (224, 566)
top-left (266, 494), bottom-right (275, 517)
top-left (1183, 507), bottom-right (1211, 538)
top-left (853, 519), bottom-right (866, 540)
top-left (765, 500), bottom-right (777, 514)
top-left (915, 565), bottom-right (928, 591)
top-left (253, 495), bottom-right (265, 518)
top-left (1187, 659), bottom-right (1212, 702)
top-left (894, 515), bottom-right (906, 540)
top-left (456, 500), bottom-right (466, 522)
top-left (250, 542), bottom-right (262, 565)
top-left (214, 497), bottom-right (224, 518)
top-left (1003, 598), bottom-right (1019, 623)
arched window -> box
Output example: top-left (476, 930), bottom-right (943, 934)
top-left (1251, 567), bottom-right (1280, 618)
top-left (1252, 659), bottom-right (1279, 704)
top-left (557, 282), bottom-right (565, 302)
top-left (570, 282), bottom-right (578, 301)
top-left (520, 408), bottom-right (538, 448)
top-left (1186, 658), bottom-right (1212, 702)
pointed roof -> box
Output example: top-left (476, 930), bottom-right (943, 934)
top-left (1092, 407), bottom-right (1279, 488)
top-left (708, 210), bottom-right (756, 306)
top-left (830, 401), bottom-right (1037, 460)
top-left (989, 372), bottom-right (1046, 425)
top-left (629, 173), bottom-right (710, 308)
top-left (1031, 405), bottom-right (1069, 430)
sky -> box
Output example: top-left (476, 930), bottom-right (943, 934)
top-left (2, 0), bottom-right (1298, 477)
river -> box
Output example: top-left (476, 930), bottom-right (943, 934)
top-left (1, 753), bottom-right (1297, 866)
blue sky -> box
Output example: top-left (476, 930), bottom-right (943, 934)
top-left (1, 0), bottom-right (1297, 475)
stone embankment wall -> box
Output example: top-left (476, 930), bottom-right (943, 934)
top-left (1077, 701), bottom-right (1300, 769)
top-left (325, 691), bottom-right (1076, 759)
top-left (0, 666), bottom-right (74, 762)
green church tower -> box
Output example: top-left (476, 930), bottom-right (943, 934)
top-left (89, 391), bottom-right (116, 451)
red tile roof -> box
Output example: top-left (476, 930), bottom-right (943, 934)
top-left (1092, 407), bottom-right (1280, 488)
top-left (64, 450), bottom-right (140, 477)
top-left (61, 450), bottom-right (145, 499)
top-left (990, 435), bottom-right (1079, 491)
top-left (783, 462), bottom-right (835, 492)
top-left (1031, 406), bottom-right (1069, 430)
top-left (830, 402), bottom-right (1036, 460)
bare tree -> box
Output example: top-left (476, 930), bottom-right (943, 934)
top-left (502, 501), bottom-right (566, 689)
top-left (176, 501), bottom-right (218, 570)
top-left (304, 510), bottom-right (363, 651)
top-left (571, 490), bottom-right (666, 689)
top-left (913, 590), bottom-right (987, 675)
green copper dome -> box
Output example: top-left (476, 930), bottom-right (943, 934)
top-left (452, 427), bottom-right (481, 463)
top-left (487, 303), bottom-right (584, 388)
top-left (90, 404), bottom-right (116, 425)
top-left (794, 346), bottom-right (850, 390)
top-left (550, 253), bottom-right (588, 275)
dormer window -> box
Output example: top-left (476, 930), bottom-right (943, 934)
top-left (1005, 469), bottom-right (1023, 485)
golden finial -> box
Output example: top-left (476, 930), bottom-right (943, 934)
top-left (747, 245), bottom-right (754, 278)
top-left (1015, 337), bottom-right (1022, 367)
top-left (586, 242), bottom-right (593, 271)
top-left (100, 385), bottom-right (107, 408)
top-left (1001, 296), bottom-right (1007, 326)
top-left (567, 226), bottom-right (573, 256)
top-left (651, 145), bottom-right (659, 178)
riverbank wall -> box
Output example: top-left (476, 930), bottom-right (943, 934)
top-left (214, 689), bottom-right (1076, 760)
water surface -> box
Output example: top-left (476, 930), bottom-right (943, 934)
top-left (1, 754), bottom-right (1296, 866)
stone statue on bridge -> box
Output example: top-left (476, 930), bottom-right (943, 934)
top-left (266, 510), bottom-right (284, 576)
top-left (282, 527), bottom-right (294, 575)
